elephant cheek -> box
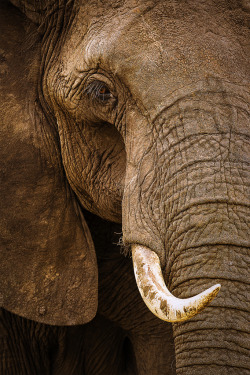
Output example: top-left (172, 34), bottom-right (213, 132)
top-left (56, 113), bottom-right (125, 223)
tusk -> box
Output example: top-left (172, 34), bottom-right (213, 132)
top-left (132, 244), bottom-right (221, 323)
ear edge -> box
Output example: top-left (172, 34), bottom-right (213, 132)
top-left (0, 8), bottom-right (98, 324)
top-left (8, 0), bottom-right (41, 23)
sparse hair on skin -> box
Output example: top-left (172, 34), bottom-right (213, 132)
top-left (116, 235), bottom-right (131, 257)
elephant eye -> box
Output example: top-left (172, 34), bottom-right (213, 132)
top-left (85, 80), bottom-right (114, 103)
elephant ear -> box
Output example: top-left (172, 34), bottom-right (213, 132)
top-left (8, 0), bottom-right (42, 23)
top-left (8, 0), bottom-right (59, 24)
top-left (0, 2), bottom-right (97, 325)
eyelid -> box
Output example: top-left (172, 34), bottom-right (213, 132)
top-left (84, 79), bottom-right (115, 103)
top-left (85, 80), bottom-right (109, 95)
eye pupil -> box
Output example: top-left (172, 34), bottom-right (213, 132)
top-left (85, 80), bottom-right (113, 103)
top-left (98, 84), bottom-right (112, 100)
top-left (99, 87), bottom-right (108, 95)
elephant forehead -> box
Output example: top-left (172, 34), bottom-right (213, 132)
top-left (57, 0), bottom-right (248, 116)
top-left (59, 1), bottom-right (164, 73)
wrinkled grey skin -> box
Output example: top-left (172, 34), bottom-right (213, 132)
top-left (0, 0), bottom-right (249, 374)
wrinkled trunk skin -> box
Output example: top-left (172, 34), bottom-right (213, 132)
top-left (123, 86), bottom-right (249, 374)
top-left (171, 245), bottom-right (249, 374)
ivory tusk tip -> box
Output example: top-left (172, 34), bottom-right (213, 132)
top-left (132, 244), bottom-right (222, 323)
top-left (208, 283), bottom-right (221, 295)
top-left (196, 283), bottom-right (221, 306)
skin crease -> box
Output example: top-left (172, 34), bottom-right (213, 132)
top-left (0, 1), bottom-right (249, 375)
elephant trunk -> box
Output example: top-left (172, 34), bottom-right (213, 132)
top-left (170, 243), bottom-right (249, 375)
top-left (123, 88), bottom-right (249, 373)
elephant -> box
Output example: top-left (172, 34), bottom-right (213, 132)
top-left (0, 0), bottom-right (249, 374)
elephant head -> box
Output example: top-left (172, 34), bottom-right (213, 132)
top-left (1, 0), bottom-right (249, 373)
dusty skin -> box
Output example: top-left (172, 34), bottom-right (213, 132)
top-left (0, 0), bottom-right (249, 374)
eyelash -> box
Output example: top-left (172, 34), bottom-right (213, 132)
top-left (84, 80), bottom-right (114, 103)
